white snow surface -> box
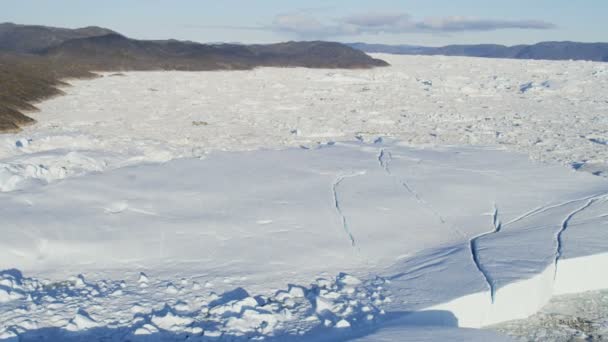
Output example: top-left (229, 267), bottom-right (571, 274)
top-left (2, 141), bottom-right (608, 340)
top-left (1, 55), bottom-right (608, 341)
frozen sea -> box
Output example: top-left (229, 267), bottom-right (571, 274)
top-left (1, 54), bottom-right (608, 341)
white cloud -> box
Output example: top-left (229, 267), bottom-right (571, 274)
top-left (272, 12), bottom-right (356, 37)
top-left (417, 16), bottom-right (556, 32)
top-left (270, 11), bottom-right (556, 38)
top-left (342, 13), bottom-right (410, 28)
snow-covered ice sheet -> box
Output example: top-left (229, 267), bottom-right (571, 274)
top-left (1, 141), bottom-right (608, 340)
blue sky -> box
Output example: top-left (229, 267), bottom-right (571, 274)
top-left (3, 0), bottom-right (607, 46)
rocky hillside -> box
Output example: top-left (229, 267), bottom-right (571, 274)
top-left (40, 34), bottom-right (388, 70)
top-left (0, 53), bottom-right (95, 132)
top-left (0, 22), bottom-right (116, 53)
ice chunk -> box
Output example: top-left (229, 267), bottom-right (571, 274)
top-left (66, 309), bottom-right (99, 331)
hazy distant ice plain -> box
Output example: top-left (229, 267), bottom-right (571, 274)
top-left (1, 54), bottom-right (608, 341)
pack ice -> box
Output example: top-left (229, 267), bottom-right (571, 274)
top-left (1, 140), bottom-right (608, 341)
top-left (3, 53), bottom-right (608, 193)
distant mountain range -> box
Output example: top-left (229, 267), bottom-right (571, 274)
top-left (0, 23), bottom-right (116, 53)
top-left (0, 23), bottom-right (388, 133)
top-left (40, 34), bottom-right (388, 70)
top-left (348, 42), bottom-right (608, 62)
top-left (0, 23), bottom-right (387, 70)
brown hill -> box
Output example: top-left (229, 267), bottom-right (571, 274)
top-left (248, 41), bottom-right (389, 68)
top-left (0, 53), bottom-right (96, 132)
top-left (41, 33), bottom-right (388, 70)
top-left (0, 22), bottom-right (115, 53)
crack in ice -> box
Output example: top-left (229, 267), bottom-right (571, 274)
top-left (332, 172), bottom-right (365, 247)
top-left (378, 148), bottom-right (392, 174)
top-left (377, 148), bottom-right (466, 239)
top-left (504, 192), bottom-right (608, 227)
top-left (401, 180), bottom-right (468, 239)
top-left (470, 203), bottom-right (502, 303)
top-left (554, 198), bottom-right (598, 278)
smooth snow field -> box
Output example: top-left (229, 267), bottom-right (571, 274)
top-left (1, 54), bottom-right (608, 341)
